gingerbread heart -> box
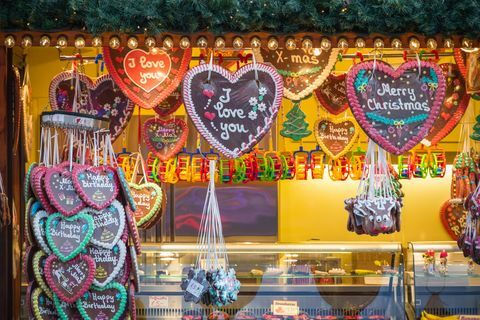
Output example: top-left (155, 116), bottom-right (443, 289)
top-left (85, 200), bottom-right (126, 249)
top-left (422, 63), bottom-right (470, 146)
top-left (143, 118), bottom-right (188, 161)
top-left (44, 165), bottom-right (86, 216)
top-left (49, 72), bottom-right (134, 141)
top-left (314, 117), bottom-right (359, 159)
top-left (454, 48), bottom-right (467, 79)
top-left (25, 162), bottom-right (37, 201)
top-left (33, 250), bottom-right (53, 299)
top-left (314, 73), bottom-right (349, 115)
top-left (346, 60), bottom-right (446, 155)
top-left (87, 240), bottom-right (127, 288)
top-left (33, 210), bottom-right (52, 255)
top-left (128, 182), bottom-right (163, 227)
top-left (254, 47), bottom-right (339, 100)
top-left (44, 254), bottom-right (96, 304)
top-left (76, 282), bottom-right (127, 320)
top-left (129, 245), bottom-right (140, 291)
top-left (125, 204), bottom-right (142, 254)
top-left (23, 246), bottom-right (36, 284)
top-left (46, 212), bottom-right (94, 262)
top-left (103, 46), bottom-right (192, 109)
top-left (116, 166), bottom-right (136, 211)
top-left (440, 200), bottom-right (467, 240)
top-left (31, 166), bottom-right (56, 214)
top-left (128, 281), bottom-right (137, 320)
top-left (24, 197), bottom-right (35, 246)
top-left (183, 63), bottom-right (283, 158)
top-left (72, 165), bottom-right (119, 210)
top-left (153, 85), bottom-right (183, 117)
top-left (31, 287), bottom-right (58, 320)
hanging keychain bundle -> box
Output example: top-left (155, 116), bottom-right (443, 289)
top-left (24, 68), bottom-right (139, 320)
top-left (344, 140), bottom-right (403, 236)
top-left (458, 182), bottom-right (480, 264)
top-left (181, 160), bottom-right (240, 307)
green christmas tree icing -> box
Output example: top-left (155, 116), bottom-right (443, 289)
top-left (280, 102), bottom-right (312, 141)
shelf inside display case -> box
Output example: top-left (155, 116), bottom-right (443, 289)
top-left (134, 242), bottom-right (404, 320)
top-left (406, 241), bottom-right (480, 318)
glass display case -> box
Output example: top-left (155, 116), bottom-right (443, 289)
top-left (405, 242), bottom-right (480, 319)
top-left (135, 242), bottom-right (404, 319)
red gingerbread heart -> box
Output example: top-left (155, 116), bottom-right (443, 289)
top-left (123, 49), bottom-right (171, 92)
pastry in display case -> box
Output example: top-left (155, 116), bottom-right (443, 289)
top-left (134, 242), bottom-right (404, 319)
top-left (405, 242), bottom-right (480, 319)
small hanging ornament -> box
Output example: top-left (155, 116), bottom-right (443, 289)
top-left (280, 101), bottom-right (312, 141)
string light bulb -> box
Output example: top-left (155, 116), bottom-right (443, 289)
top-left (4, 35), bottom-right (15, 48)
top-left (426, 38), bottom-right (437, 50)
top-left (285, 38), bottom-right (296, 50)
top-left (21, 35), bottom-right (33, 48)
top-left (56, 36), bottom-right (68, 48)
top-left (214, 37), bottom-right (226, 49)
top-left (39, 35), bottom-right (51, 47)
top-left (320, 38), bottom-right (332, 50)
top-left (462, 38), bottom-right (473, 48)
top-left (302, 38), bottom-right (313, 50)
top-left (74, 36), bottom-right (85, 49)
top-left (127, 37), bottom-right (138, 49)
top-left (267, 37), bottom-right (279, 50)
top-left (337, 38), bottom-right (348, 49)
top-left (196, 36), bottom-right (208, 48)
top-left (391, 38), bottom-right (402, 49)
top-left (355, 38), bottom-right (366, 48)
top-left (163, 36), bottom-right (174, 50)
top-left (374, 38), bottom-right (384, 49)
top-left (443, 38), bottom-right (454, 49)
top-left (109, 36), bottom-right (121, 49)
top-left (233, 37), bottom-right (244, 49)
top-left (409, 37), bottom-right (420, 50)
top-left (145, 37), bottom-right (156, 48)
top-left (179, 37), bottom-right (190, 49)
top-left (92, 36), bottom-right (102, 47)
top-left (250, 37), bottom-right (261, 49)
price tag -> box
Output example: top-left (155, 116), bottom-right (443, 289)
top-left (149, 296), bottom-right (169, 308)
top-left (186, 279), bottom-right (204, 298)
top-left (271, 300), bottom-right (299, 316)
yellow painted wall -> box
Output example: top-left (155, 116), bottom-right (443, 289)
top-left (23, 47), bottom-right (478, 245)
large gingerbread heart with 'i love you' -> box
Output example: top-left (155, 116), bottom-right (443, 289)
top-left (44, 254), bottom-right (96, 304)
top-left (103, 46), bottom-right (192, 109)
top-left (183, 63), bottom-right (283, 158)
top-left (314, 117), bottom-right (359, 160)
top-left (49, 72), bottom-right (134, 141)
top-left (440, 199), bottom-right (467, 240)
top-left (422, 63), bottom-right (470, 146)
top-left (45, 212), bottom-right (94, 262)
top-left (314, 73), bottom-right (349, 115)
top-left (72, 165), bottom-right (119, 210)
top-left (143, 117), bottom-right (188, 161)
top-left (346, 60), bottom-right (446, 155)
top-left (44, 165), bottom-right (86, 216)
top-left (76, 282), bottom-right (127, 320)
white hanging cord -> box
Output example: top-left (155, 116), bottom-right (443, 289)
top-left (416, 53), bottom-right (422, 78)
top-left (38, 127), bottom-right (45, 165)
top-left (207, 53), bottom-right (214, 82)
top-left (252, 51), bottom-right (259, 83)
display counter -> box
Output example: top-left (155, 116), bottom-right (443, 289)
top-left (405, 241), bottom-right (480, 319)
top-left (134, 242), bottom-right (404, 319)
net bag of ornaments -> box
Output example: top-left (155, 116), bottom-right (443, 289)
top-left (344, 140), bottom-right (403, 236)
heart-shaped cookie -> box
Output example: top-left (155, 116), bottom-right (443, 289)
top-left (26, 281), bottom-right (37, 318)
top-left (129, 245), bottom-right (140, 290)
top-left (454, 48), bottom-right (467, 79)
top-left (346, 60), bottom-right (446, 155)
top-left (44, 254), bottom-right (96, 304)
top-left (31, 287), bottom-right (59, 320)
top-left (125, 204), bottom-right (142, 254)
top-left (33, 210), bottom-right (53, 255)
top-left (72, 165), bottom-right (119, 210)
top-left (183, 63), bottom-right (283, 158)
top-left (116, 166), bottom-right (136, 211)
top-left (24, 197), bottom-right (35, 246)
top-left (85, 200), bottom-right (126, 249)
top-left (44, 165), bottom-right (86, 216)
top-left (143, 118), bottom-right (188, 161)
top-left (254, 47), bottom-right (339, 100)
top-left (87, 240), bottom-right (127, 287)
top-left (31, 166), bottom-right (56, 214)
top-left (103, 46), bottom-right (192, 109)
top-left (33, 250), bottom-right (53, 299)
top-left (422, 63), bottom-right (470, 146)
top-left (23, 246), bottom-right (36, 284)
top-left (49, 72), bottom-right (134, 141)
top-left (52, 294), bottom-right (82, 320)
top-left (153, 85), bottom-right (183, 117)
top-left (46, 212), bottom-right (94, 262)
top-left (128, 182), bottom-right (163, 228)
top-left (314, 73), bottom-right (349, 115)
top-left (128, 281), bottom-right (137, 320)
top-left (314, 117), bottom-right (359, 159)
top-left (76, 282), bottom-right (127, 320)
top-left (25, 162), bottom-right (37, 201)
top-left (440, 200), bottom-right (467, 240)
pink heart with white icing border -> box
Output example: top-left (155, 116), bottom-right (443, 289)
top-left (31, 166), bottom-right (56, 214)
top-left (346, 60), bottom-right (446, 155)
top-left (72, 165), bottom-right (119, 210)
top-left (44, 254), bottom-right (95, 304)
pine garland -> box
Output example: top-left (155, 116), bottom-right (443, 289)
top-left (1, 0), bottom-right (480, 36)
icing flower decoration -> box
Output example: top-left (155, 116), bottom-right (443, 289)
top-left (257, 102), bottom-right (267, 112)
top-left (259, 86), bottom-right (267, 96)
top-left (248, 97), bottom-right (258, 106)
top-left (248, 111), bottom-right (257, 120)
